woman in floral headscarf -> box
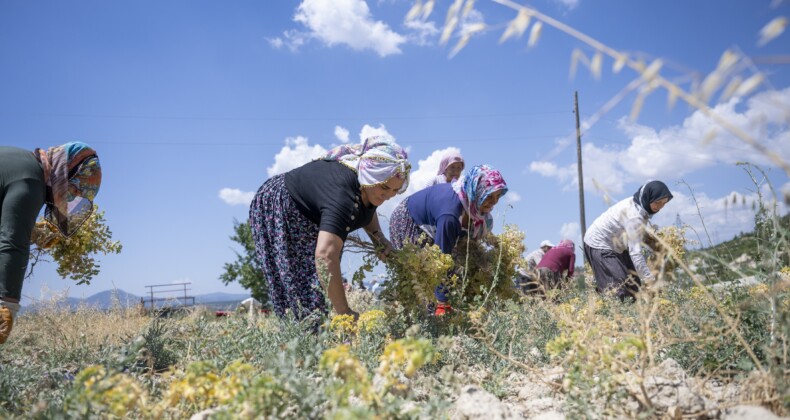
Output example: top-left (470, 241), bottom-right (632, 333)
top-left (0, 142), bottom-right (101, 344)
top-left (249, 135), bottom-right (410, 321)
top-left (389, 164), bottom-right (508, 314)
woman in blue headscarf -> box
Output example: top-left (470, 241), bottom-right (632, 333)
top-left (583, 180), bottom-right (673, 301)
top-left (0, 142), bottom-right (102, 344)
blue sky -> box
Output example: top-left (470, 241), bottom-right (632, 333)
top-left (2, 0), bottom-right (789, 302)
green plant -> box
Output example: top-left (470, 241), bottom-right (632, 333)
top-left (28, 206), bottom-right (122, 284)
top-left (219, 219), bottom-right (270, 306)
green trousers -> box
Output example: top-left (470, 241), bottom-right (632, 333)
top-left (0, 146), bottom-right (45, 301)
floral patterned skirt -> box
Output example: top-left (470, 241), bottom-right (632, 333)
top-left (249, 174), bottom-right (326, 319)
top-left (388, 198), bottom-right (449, 302)
top-left (388, 198), bottom-right (433, 250)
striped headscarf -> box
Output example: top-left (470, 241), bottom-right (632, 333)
top-left (323, 135), bottom-right (411, 193)
top-left (452, 164), bottom-right (508, 240)
top-left (35, 142), bottom-right (102, 237)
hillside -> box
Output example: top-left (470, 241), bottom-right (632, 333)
top-left (686, 212), bottom-right (789, 283)
top-left (20, 289), bottom-right (251, 314)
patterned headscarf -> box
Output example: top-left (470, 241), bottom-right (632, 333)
top-left (556, 239), bottom-right (575, 249)
top-left (437, 150), bottom-right (464, 176)
top-left (633, 180), bottom-right (673, 216)
top-left (452, 164), bottom-right (508, 240)
top-left (35, 142), bottom-right (102, 237)
top-left (323, 135), bottom-right (411, 193)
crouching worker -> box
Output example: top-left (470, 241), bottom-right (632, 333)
top-left (535, 239), bottom-right (576, 292)
top-left (1, 143), bottom-right (102, 344)
top-left (583, 180), bottom-right (673, 301)
top-left (389, 164), bottom-right (508, 315)
top-left (249, 136), bottom-right (410, 321)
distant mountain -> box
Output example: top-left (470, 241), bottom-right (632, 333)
top-left (20, 289), bottom-right (251, 314)
top-left (84, 289), bottom-right (142, 307)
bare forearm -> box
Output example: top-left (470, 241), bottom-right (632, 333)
top-left (315, 230), bottom-right (353, 314)
top-left (319, 255), bottom-right (350, 313)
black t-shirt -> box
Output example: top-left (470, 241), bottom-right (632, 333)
top-left (285, 159), bottom-right (376, 241)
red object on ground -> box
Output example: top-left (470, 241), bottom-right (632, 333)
top-left (434, 303), bottom-right (452, 316)
top-left (215, 310), bottom-right (231, 317)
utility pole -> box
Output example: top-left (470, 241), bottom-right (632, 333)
top-left (574, 91), bottom-right (587, 263)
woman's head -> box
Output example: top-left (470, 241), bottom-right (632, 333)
top-left (324, 135), bottom-right (411, 206)
top-left (452, 164), bottom-right (508, 239)
top-left (633, 180), bottom-right (673, 215)
top-left (35, 142), bottom-right (102, 236)
top-left (437, 151), bottom-right (464, 182)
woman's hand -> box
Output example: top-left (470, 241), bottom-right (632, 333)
top-left (374, 234), bottom-right (394, 262)
top-left (337, 308), bottom-right (360, 321)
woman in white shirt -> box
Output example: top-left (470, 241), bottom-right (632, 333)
top-left (583, 180), bottom-right (673, 301)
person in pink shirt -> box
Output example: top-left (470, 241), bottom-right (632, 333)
top-left (536, 239), bottom-right (576, 291)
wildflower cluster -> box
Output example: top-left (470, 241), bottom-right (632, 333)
top-left (66, 365), bottom-right (146, 418)
top-left (451, 224), bottom-right (525, 306)
top-left (645, 224), bottom-right (688, 278)
top-left (380, 239), bottom-right (454, 312)
top-left (320, 345), bottom-right (373, 404)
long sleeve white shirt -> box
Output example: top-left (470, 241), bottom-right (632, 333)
top-left (525, 249), bottom-right (545, 270)
top-left (583, 197), bottom-right (654, 282)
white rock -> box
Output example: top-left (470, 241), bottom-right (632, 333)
top-left (721, 405), bottom-right (785, 420)
top-left (453, 385), bottom-right (524, 420)
top-left (517, 380), bottom-right (554, 401)
top-left (532, 411), bottom-right (565, 420)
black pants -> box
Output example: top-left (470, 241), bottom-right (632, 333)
top-left (0, 147), bottom-right (45, 301)
top-left (583, 243), bottom-right (641, 301)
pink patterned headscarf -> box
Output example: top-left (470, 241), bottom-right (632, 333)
top-left (323, 135), bottom-right (411, 193)
top-left (452, 164), bottom-right (508, 240)
top-left (437, 150), bottom-right (464, 176)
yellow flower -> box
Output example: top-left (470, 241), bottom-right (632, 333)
top-left (73, 365), bottom-right (147, 417)
top-left (749, 283), bottom-right (769, 297)
top-left (358, 310), bottom-right (387, 334)
top-left (330, 314), bottom-right (358, 336)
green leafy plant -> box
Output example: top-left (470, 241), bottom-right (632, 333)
top-left (29, 206), bottom-right (122, 284)
top-left (219, 220), bottom-right (270, 306)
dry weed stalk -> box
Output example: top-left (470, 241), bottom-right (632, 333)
top-left (13, 299), bottom-right (149, 351)
top-left (408, 0), bottom-right (790, 178)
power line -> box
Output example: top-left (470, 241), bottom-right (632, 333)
top-left (0, 110), bottom-right (571, 122)
top-left (70, 134), bottom-right (568, 146)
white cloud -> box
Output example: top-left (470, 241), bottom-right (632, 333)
top-left (287, 0), bottom-right (406, 57)
top-left (266, 136), bottom-right (327, 177)
top-left (552, 0), bottom-right (580, 10)
top-left (269, 30), bottom-right (309, 52)
top-left (334, 125), bottom-right (350, 143)
top-left (559, 222), bottom-right (581, 244)
top-left (505, 191), bottom-right (522, 204)
top-left (359, 123), bottom-right (393, 142)
top-left (404, 18), bottom-right (438, 46)
top-left (219, 188), bottom-right (255, 206)
top-left (267, 37), bottom-right (284, 49)
top-left (531, 88), bottom-right (790, 195)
